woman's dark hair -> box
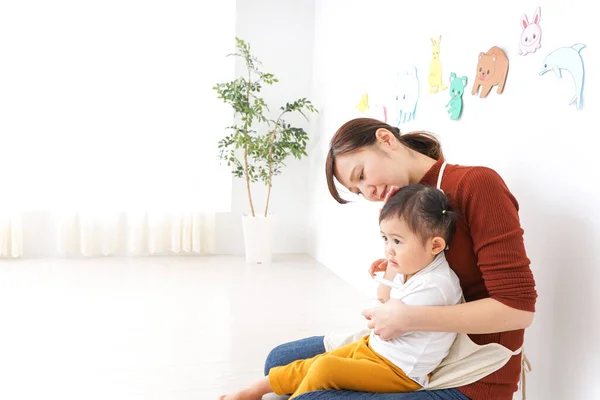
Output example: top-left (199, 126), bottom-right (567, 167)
top-left (326, 118), bottom-right (443, 204)
top-left (379, 184), bottom-right (458, 246)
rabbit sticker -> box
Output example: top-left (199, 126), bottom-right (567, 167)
top-left (471, 46), bottom-right (509, 98)
top-left (428, 36), bottom-right (447, 93)
top-left (519, 7), bottom-right (542, 56)
top-left (446, 72), bottom-right (468, 120)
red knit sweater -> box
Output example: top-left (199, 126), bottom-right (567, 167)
top-left (420, 158), bottom-right (537, 400)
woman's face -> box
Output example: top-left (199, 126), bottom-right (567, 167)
top-left (334, 130), bottom-right (411, 202)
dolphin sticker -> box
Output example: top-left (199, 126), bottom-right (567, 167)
top-left (539, 43), bottom-right (586, 110)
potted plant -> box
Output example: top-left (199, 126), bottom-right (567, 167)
top-left (213, 37), bottom-right (318, 263)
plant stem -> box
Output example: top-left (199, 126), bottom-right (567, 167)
top-left (264, 112), bottom-right (285, 217)
top-left (244, 147), bottom-right (255, 217)
top-left (245, 67), bottom-right (256, 217)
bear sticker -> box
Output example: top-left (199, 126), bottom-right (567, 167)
top-left (446, 73), bottom-right (468, 120)
top-left (471, 46), bottom-right (509, 98)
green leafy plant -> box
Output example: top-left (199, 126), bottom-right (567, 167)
top-left (213, 37), bottom-right (318, 217)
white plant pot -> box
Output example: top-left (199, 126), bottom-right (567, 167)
top-left (241, 214), bottom-right (273, 264)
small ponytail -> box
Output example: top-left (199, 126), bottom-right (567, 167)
top-left (380, 184), bottom-right (459, 245)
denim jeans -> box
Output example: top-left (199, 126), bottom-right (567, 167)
top-left (264, 335), bottom-right (471, 400)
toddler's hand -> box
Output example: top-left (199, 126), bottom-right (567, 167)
top-left (369, 258), bottom-right (388, 277)
top-left (384, 186), bottom-right (399, 203)
top-left (379, 186), bottom-right (400, 214)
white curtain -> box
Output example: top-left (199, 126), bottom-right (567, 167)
top-left (57, 212), bottom-right (215, 256)
top-left (0, 213), bottom-right (22, 258)
top-left (0, 1), bottom-right (235, 257)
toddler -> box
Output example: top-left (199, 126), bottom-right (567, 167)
top-left (220, 184), bottom-right (463, 399)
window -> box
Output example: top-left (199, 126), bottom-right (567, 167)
top-left (0, 1), bottom-right (236, 255)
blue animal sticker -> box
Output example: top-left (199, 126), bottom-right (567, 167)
top-left (539, 44), bottom-right (586, 110)
top-left (446, 73), bottom-right (467, 120)
top-left (392, 66), bottom-right (420, 125)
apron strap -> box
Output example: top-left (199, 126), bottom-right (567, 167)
top-left (437, 161), bottom-right (447, 191)
top-left (521, 349), bottom-right (532, 400)
top-left (437, 161), bottom-right (448, 249)
top-left (435, 160), bottom-right (531, 399)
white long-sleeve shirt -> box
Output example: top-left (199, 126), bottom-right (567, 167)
top-left (368, 252), bottom-right (463, 386)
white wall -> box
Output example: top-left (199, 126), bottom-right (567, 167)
top-left (216, 0), bottom-right (315, 255)
top-left (308, 1), bottom-right (599, 399)
top-left (15, 0), bottom-right (314, 257)
top-left (8, 0), bottom-right (236, 257)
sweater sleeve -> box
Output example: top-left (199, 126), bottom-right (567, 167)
top-left (458, 167), bottom-right (537, 312)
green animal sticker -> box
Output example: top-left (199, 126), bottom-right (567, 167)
top-left (446, 72), bottom-right (468, 120)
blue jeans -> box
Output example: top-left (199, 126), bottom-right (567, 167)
top-left (264, 336), bottom-right (471, 400)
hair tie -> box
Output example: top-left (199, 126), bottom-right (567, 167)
top-left (442, 209), bottom-right (447, 215)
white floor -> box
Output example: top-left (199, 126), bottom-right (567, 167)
top-left (0, 255), bottom-right (371, 400)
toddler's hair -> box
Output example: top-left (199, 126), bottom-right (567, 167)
top-left (380, 184), bottom-right (459, 245)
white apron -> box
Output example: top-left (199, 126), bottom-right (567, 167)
top-left (323, 161), bottom-right (531, 399)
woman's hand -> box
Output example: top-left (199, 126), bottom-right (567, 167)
top-left (361, 299), bottom-right (412, 340)
top-left (365, 298), bottom-right (534, 336)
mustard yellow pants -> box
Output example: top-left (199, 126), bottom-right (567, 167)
top-left (268, 335), bottom-right (422, 399)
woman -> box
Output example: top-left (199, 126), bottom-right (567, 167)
top-left (264, 118), bottom-right (537, 400)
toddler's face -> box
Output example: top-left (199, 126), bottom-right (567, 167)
top-left (379, 217), bottom-right (436, 279)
